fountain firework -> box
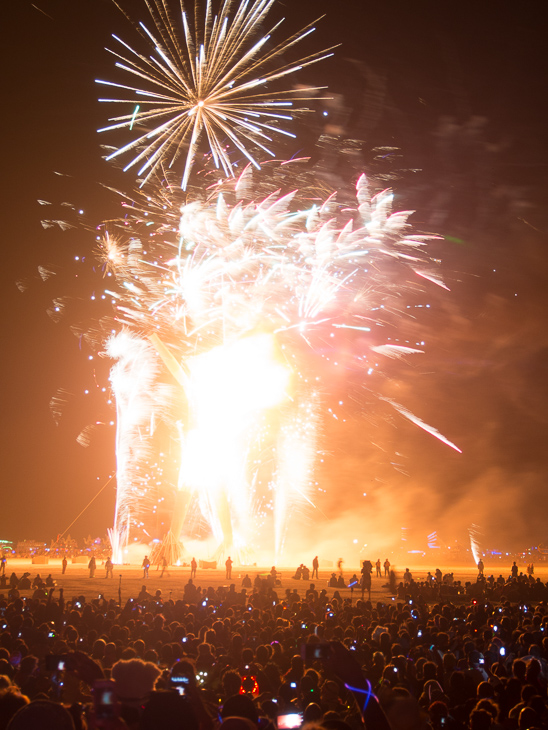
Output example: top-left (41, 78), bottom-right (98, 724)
top-left (98, 162), bottom-right (458, 563)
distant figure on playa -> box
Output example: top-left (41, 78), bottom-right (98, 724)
top-left (1, 555), bottom-right (6, 576)
top-left (160, 556), bottom-right (170, 578)
top-left (191, 557), bottom-right (197, 578)
top-left (225, 556), bottom-right (233, 580)
top-left (361, 560), bottom-right (372, 600)
top-left (142, 555), bottom-right (150, 578)
top-left (384, 558), bottom-right (390, 577)
top-left (375, 558), bottom-right (382, 577)
top-left (477, 559), bottom-right (484, 577)
top-left (62, 556), bottom-right (67, 574)
top-left (88, 556), bottom-right (96, 578)
top-left (312, 555), bottom-right (319, 579)
top-left (105, 557), bottom-right (114, 578)
top-left (511, 561), bottom-right (518, 579)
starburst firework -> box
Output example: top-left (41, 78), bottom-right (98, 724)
top-left (97, 0), bottom-right (335, 189)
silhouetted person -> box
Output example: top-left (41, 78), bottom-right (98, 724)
top-left (0, 555), bottom-right (6, 576)
top-left (191, 557), bottom-right (197, 578)
top-left (312, 555), bottom-right (319, 579)
top-left (225, 556), bottom-right (233, 579)
top-left (511, 561), bottom-right (518, 579)
top-left (384, 558), bottom-right (390, 577)
top-left (142, 555), bottom-right (150, 578)
top-left (477, 559), bottom-right (484, 577)
top-left (361, 560), bottom-right (372, 600)
top-left (160, 556), bottom-right (170, 577)
top-left (62, 556), bottom-right (67, 574)
top-left (137, 584), bottom-right (153, 602)
top-left (105, 557), bottom-right (114, 578)
top-left (88, 556), bottom-right (96, 578)
top-left (375, 558), bottom-right (381, 577)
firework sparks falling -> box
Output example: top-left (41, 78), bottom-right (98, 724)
top-left (96, 0), bottom-right (335, 189)
top-left (469, 524), bottom-right (482, 566)
top-left (98, 163), bottom-right (456, 560)
top-left (106, 330), bottom-right (173, 562)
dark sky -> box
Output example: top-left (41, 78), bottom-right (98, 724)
top-left (2, 0), bottom-right (548, 554)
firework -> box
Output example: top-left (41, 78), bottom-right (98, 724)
top-left (40, 0), bottom-right (462, 563)
top-left (469, 524), bottom-right (482, 566)
top-left (96, 0), bottom-right (335, 189)
top-left (98, 162), bottom-right (454, 561)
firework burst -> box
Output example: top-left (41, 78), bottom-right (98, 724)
top-left (37, 0), bottom-right (460, 563)
top-left (97, 0), bottom-right (335, 189)
top-left (97, 161), bottom-right (457, 561)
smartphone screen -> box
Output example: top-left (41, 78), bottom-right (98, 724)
top-left (303, 643), bottom-right (329, 662)
top-left (94, 680), bottom-right (117, 719)
top-left (277, 713), bottom-right (303, 729)
top-left (170, 675), bottom-right (190, 695)
top-left (45, 655), bottom-right (65, 672)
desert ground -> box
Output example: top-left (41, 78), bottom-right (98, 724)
top-left (3, 557), bottom-right (544, 605)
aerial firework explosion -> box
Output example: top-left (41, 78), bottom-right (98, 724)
top-left (45, 0), bottom-right (460, 564)
top-left (97, 0), bottom-right (335, 189)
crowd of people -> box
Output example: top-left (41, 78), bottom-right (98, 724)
top-left (393, 565), bottom-right (548, 608)
top-left (1, 560), bottom-right (548, 729)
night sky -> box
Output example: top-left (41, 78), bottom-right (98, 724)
top-left (2, 0), bottom-right (548, 555)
